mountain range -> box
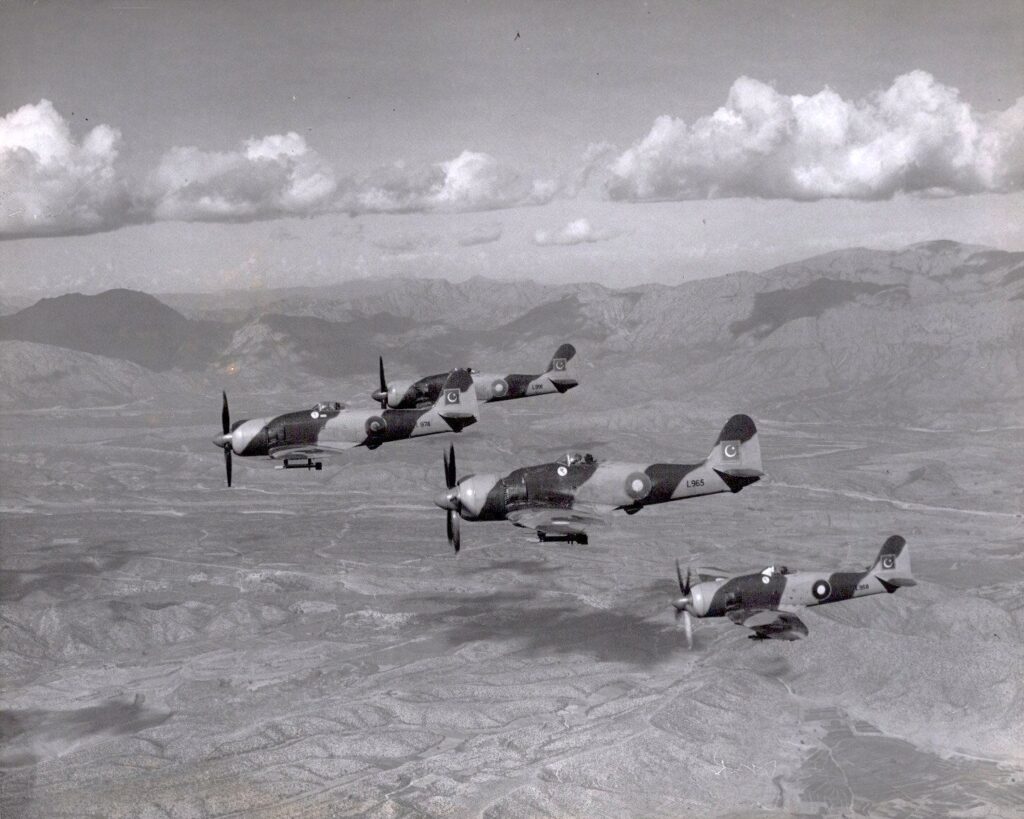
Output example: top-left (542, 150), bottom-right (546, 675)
top-left (2, 240), bottom-right (1022, 423)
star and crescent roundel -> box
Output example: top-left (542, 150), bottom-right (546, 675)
top-left (445, 390), bottom-right (459, 404)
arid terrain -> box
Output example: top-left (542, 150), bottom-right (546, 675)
top-left (2, 242), bottom-right (1023, 816)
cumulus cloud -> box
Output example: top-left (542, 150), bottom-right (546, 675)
top-left (343, 150), bottom-right (556, 214)
top-left (457, 222), bottom-right (503, 246)
top-left (371, 232), bottom-right (441, 254)
top-left (147, 132), bottom-right (338, 222)
top-left (0, 100), bottom-right (131, 237)
top-left (534, 217), bottom-right (616, 246)
top-left (606, 71), bottom-right (1024, 202)
top-left (1, 100), bottom-right (557, 239)
top-left (566, 141), bottom-right (619, 197)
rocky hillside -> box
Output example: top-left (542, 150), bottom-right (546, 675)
top-left (0, 342), bottom-right (195, 409)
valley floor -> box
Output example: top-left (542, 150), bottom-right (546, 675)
top-left (1, 400), bottom-right (1022, 817)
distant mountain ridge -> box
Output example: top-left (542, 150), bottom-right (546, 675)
top-left (2, 241), bottom-right (1022, 421)
top-left (0, 289), bottom-right (232, 371)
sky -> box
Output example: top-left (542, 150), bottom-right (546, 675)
top-left (1, 0), bottom-right (1022, 296)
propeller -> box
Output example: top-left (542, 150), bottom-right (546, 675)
top-left (217, 391), bottom-right (233, 487)
top-left (673, 560), bottom-right (694, 648)
top-left (371, 356), bottom-right (388, 409)
top-left (446, 508), bottom-right (461, 554)
top-left (441, 444), bottom-right (461, 553)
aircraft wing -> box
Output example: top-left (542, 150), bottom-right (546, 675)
top-left (727, 608), bottom-right (809, 641)
top-left (506, 504), bottom-right (614, 536)
top-left (268, 442), bottom-right (361, 460)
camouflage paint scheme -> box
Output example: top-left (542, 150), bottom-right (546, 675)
top-left (437, 414), bottom-right (764, 544)
top-left (675, 536), bottom-right (916, 641)
top-left (376, 344), bottom-right (578, 409)
top-left (214, 368), bottom-right (478, 467)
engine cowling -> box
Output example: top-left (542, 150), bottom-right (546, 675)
top-left (455, 474), bottom-right (500, 518)
top-left (386, 381), bottom-right (413, 408)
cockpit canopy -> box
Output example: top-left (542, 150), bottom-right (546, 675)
top-left (313, 401), bottom-right (344, 413)
top-left (760, 565), bottom-right (792, 577)
top-left (557, 451), bottom-right (596, 467)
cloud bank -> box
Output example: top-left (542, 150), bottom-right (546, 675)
top-left (606, 71), bottom-right (1024, 202)
top-left (147, 133), bottom-right (339, 222)
top-left (5, 72), bottom-right (1022, 240)
top-left (0, 100), bottom-right (130, 237)
top-left (534, 217), bottom-right (615, 246)
top-left (1, 103), bottom-right (556, 239)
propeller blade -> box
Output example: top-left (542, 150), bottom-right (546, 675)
top-left (683, 610), bottom-right (693, 649)
top-left (685, 565), bottom-right (692, 595)
top-left (378, 356), bottom-right (387, 409)
top-left (447, 508), bottom-right (461, 553)
top-left (445, 444), bottom-right (456, 489)
top-left (224, 448), bottom-right (232, 488)
top-left (676, 560), bottom-right (687, 594)
top-left (221, 391), bottom-right (230, 436)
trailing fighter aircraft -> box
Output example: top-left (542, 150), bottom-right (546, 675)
top-left (372, 343), bottom-right (578, 409)
top-left (212, 368), bottom-right (478, 486)
top-left (434, 414), bottom-right (764, 552)
top-left (671, 535), bottom-right (916, 645)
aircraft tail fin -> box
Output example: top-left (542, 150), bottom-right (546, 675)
top-left (871, 535), bottom-right (915, 590)
top-left (546, 343), bottom-right (577, 384)
top-left (706, 414), bottom-right (763, 492)
top-left (436, 368), bottom-right (479, 430)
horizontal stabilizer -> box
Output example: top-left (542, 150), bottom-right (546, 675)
top-left (878, 576), bottom-right (917, 593)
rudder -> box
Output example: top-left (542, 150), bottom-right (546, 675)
top-left (870, 535), bottom-right (915, 588)
top-left (706, 414), bottom-right (763, 477)
top-left (547, 343), bottom-right (576, 374)
top-left (437, 367), bottom-right (479, 428)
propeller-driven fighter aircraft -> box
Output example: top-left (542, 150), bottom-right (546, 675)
top-left (434, 414), bottom-right (764, 552)
top-left (212, 368), bottom-right (478, 486)
top-left (672, 535), bottom-right (916, 645)
top-left (372, 343), bottom-right (578, 410)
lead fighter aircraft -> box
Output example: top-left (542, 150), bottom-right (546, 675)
top-left (212, 368), bottom-right (478, 486)
top-left (672, 535), bottom-right (916, 645)
top-left (372, 343), bottom-right (578, 409)
top-left (434, 414), bottom-right (764, 551)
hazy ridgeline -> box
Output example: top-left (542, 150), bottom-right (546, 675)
top-left (2, 240), bottom-right (1022, 427)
